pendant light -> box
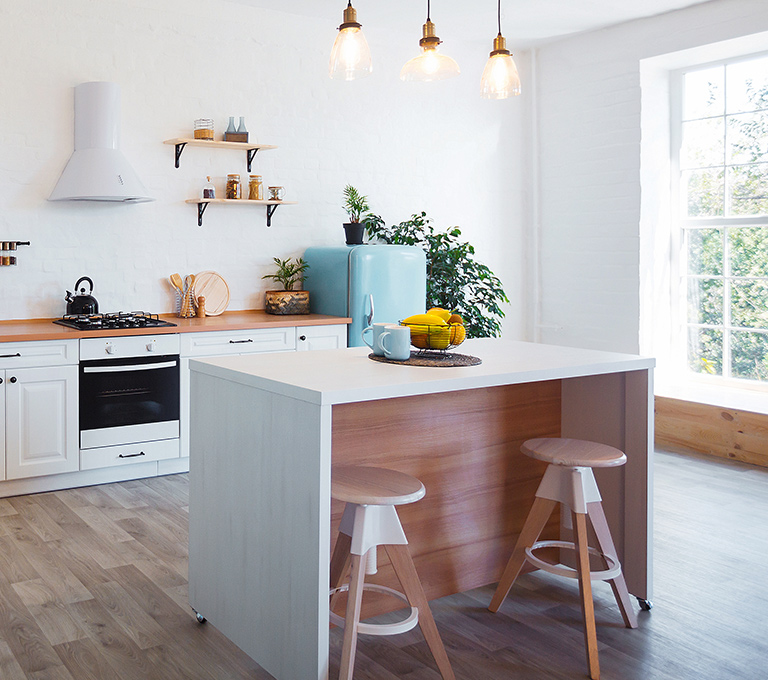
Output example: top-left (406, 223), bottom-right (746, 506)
top-left (400, 0), bottom-right (460, 82)
top-left (329, 1), bottom-right (372, 80)
top-left (480, 0), bottom-right (521, 98)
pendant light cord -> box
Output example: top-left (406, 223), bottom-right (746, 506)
top-left (497, 0), bottom-right (502, 36)
top-left (427, 0), bottom-right (431, 21)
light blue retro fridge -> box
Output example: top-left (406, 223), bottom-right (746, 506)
top-left (303, 245), bottom-right (427, 347)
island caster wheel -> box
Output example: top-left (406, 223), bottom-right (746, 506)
top-left (192, 608), bottom-right (206, 624)
top-left (637, 597), bottom-right (653, 611)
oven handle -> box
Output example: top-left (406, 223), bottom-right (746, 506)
top-left (83, 360), bottom-right (177, 374)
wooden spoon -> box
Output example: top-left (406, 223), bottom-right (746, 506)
top-left (170, 273), bottom-right (184, 294)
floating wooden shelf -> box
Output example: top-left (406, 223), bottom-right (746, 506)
top-left (185, 199), bottom-right (298, 227)
top-left (163, 138), bottom-right (278, 171)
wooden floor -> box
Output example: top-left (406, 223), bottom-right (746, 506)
top-left (0, 450), bottom-right (766, 679)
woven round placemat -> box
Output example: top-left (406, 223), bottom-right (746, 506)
top-left (368, 352), bottom-right (482, 367)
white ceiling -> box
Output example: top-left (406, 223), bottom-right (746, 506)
top-left (231, 0), bottom-right (717, 46)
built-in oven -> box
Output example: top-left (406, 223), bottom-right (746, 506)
top-left (79, 334), bottom-right (180, 451)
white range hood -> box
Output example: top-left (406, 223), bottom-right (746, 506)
top-left (49, 81), bottom-right (154, 203)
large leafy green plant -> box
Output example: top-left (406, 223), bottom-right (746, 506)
top-left (365, 212), bottom-right (508, 338)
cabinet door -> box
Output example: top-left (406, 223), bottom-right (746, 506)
top-left (5, 365), bottom-right (79, 480)
top-left (295, 325), bottom-right (347, 351)
top-left (0, 373), bottom-right (5, 481)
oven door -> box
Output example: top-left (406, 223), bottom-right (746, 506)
top-left (80, 354), bottom-right (180, 449)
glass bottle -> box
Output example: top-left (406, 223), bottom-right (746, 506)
top-left (225, 116), bottom-right (236, 134)
top-left (226, 174), bottom-right (241, 199)
top-left (202, 176), bottom-right (215, 199)
top-left (248, 175), bottom-right (263, 200)
top-left (237, 116), bottom-right (247, 133)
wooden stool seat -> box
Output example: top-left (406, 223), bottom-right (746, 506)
top-left (331, 465), bottom-right (426, 505)
top-left (489, 438), bottom-right (637, 680)
top-left (330, 465), bottom-right (454, 680)
top-left (522, 437), bottom-right (627, 468)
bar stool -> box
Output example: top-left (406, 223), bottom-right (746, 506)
top-left (329, 465), bottom-right (455, 680)
top-left (488, 438), bottom-right (638, 680)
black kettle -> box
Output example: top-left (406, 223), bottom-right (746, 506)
top-left (65, 276), bottom-right (99, 315)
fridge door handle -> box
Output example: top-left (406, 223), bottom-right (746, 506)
top-left (365, 294), bottom-right (374, 327)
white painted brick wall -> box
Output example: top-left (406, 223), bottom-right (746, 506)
top-left (533, 0), bottom-right (768, 354)
top-left (0, 0), bottom-right (528, 337)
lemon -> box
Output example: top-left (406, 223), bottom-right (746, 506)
top-left (427, 307), bottom-right (452, 322)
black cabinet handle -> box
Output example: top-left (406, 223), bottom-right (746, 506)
top-left (0, 378), bottom-right (3, 384)
top-left (299, 335), bottom-right (307, 341)
top-left (0, 353), bottom-right (21, 358)
top-left (9, 376), bottom-right (17, 383)
top-left (229, 339), bottom-right (254, 344)
top-left (118, 451), bottom-right (146, 459)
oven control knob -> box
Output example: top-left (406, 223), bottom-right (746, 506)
top-left (105, 343), bottom-right (116, 355)
top-left (146, 341), bottom-right (156, 352)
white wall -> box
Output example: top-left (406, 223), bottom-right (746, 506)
top-left (0, 0), bottom-right (528, 334)
top-left (532, 0), bottom-right (768, 354)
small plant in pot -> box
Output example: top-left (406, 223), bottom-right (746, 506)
top-left (262, 257), bottom-right (311, 315)
top-left (342, 184), bottom-right (370, 245)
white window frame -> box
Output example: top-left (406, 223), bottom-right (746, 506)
top-left (670, 51), bottom-right (768, 391)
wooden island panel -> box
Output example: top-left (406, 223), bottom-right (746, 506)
top-left (330, 380), bottom-right (562, 615)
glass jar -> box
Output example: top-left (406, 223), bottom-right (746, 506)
top-left (248, 175), bottom-right (263, 200)
top-left (194, 118), bottom-right (214, 140)
top-left (202, 176), bottom-right (216, 199)
top-left (226, 174), bottom-right (241, 199)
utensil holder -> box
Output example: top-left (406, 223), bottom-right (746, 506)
top-left (178, 289), bottom-right (196, 318)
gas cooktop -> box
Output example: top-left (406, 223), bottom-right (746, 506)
top-left (54, 312), bottom-right (177, 331)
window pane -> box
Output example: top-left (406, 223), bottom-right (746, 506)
top-left (731, 280), bottom-right (768, 329)
top-left (683, 168), bottom-right (724, 216)
top-left (727, 111), bottom-right (768, 164)
top-left (688, 278), bottom-right (722, 325)
top-left (725, 55), bottom-right (768, 114)
top-left (681, 118), bottom-right (724, 169)
top-left (687, 327), bottom-right (722, 375)
top-left (730, 226), bottom-right (768, 276)
top-left (727, 163), bottom-right (768, 215)
top-left (684, 66), bottom-right (724, 120)
top-left (730, 330), bottom-right (768, 380)
top-left (687, 228), bottom-right (723, 275)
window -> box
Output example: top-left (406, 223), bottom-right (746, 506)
top-left (673, 54), bottom-right (768, 384)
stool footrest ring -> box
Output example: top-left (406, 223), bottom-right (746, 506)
top-left (329, 583), bottom-right (419, 636)
top-left (525, 540), bottom-right (622, 581)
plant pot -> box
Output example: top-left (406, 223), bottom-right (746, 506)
top-left (343, 222), bottom-right (365, 245)
top-left (264, 289), bottom-right (310, 315)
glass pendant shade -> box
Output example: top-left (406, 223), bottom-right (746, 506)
top-left (329, 3), bottom-right (372, 80)
top-left (400, 46), bottom-right (460, 82)
top-left (480, 34), bottom-right (521, 99)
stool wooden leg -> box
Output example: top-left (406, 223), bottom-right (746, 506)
top-left (587, 501), bottom-right (638, 629)
top-left (330, 532), bottom-right (353, 620)
top-left (339, 551), bottom-right (367, 680)
top-left (573, 510), bottom-right (600, 680)
top-left (488, 497), bottom-right (557, 612)
top-left (385, 544), bottom-right (456, 680)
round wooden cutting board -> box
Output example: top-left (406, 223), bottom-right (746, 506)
top-left (194, 271), bottom-right (230, 316)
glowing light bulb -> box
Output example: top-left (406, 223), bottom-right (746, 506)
top-left (329, 3), bottom-right (372, 81)
top-left (480, 34), bottom-right (521, 99)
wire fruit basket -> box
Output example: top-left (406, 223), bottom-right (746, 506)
top-left (400, 322), bottom-right (466, 351)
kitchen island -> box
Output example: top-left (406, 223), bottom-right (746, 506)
top-left (188, 339), bottom-right (654, 680)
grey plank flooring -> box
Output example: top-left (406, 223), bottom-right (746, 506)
top-left (0, 451), bottom-right (765, 679)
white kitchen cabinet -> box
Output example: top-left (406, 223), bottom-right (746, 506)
top-left (295, 324), bottom-right (347, 352)
top-left (0, 340), bottom-right (79, 482)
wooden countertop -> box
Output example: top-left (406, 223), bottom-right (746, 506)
top-left (0, 311), bottom-right (351, 343)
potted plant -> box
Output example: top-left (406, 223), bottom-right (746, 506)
top-left (262, 257), bottom-right (311, 315)
top-left (342, 184), bottom-right (370, 245)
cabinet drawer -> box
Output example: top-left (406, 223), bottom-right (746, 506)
top-left (180, 328), bottom-right (296, 357)
top-left (80, 438), bottom-right (179, 471)
top-left (0, 340), bottom-right (78, 369)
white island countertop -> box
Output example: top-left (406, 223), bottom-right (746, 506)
top-left (189, 337), bottom-right (655, 406)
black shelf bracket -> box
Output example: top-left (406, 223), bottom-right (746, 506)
top-left (266, 203), bottom-right (280, 227)
top-left (196, 202), bottom-right (210, 227)
top-left (174, 142), bottom-right (188, 168)
top-left (246, 148), bottom-right (259, 172)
